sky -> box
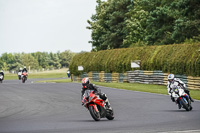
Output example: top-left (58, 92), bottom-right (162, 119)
top-left (0, 0), bottom-right (98, 55)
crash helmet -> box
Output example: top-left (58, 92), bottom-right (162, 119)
top-left (1, 70), bottom-right (3, 72)
top-left (24, 66), bottom-right (26, 69)
top-left (82, 77), bottom-right (90, 89)
top-left (168, 74), bottom-right (174, 83)
top-left (20, 68), bottom-right (22, 70)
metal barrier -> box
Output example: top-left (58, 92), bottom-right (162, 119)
top-left (92, 72), bottom-right (99, 82)
top-left (104, 73), bottom-right (112, 82)
top-left (71, 71), bottom-right (200, 90)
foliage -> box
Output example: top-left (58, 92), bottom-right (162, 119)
top-left (87, 0), bottom-right (134, 51)
top-left (69, 43), bottom-right (200, 76)
top-left (0, 51), bottom-right (76, 71)
top-left (88, 0), bottom-right (200, 50)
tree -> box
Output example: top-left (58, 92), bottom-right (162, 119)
top-left (21, 54), bottom-right (39, 70)
top-left (60, 50), bottom-right (76, 67)
top-left (123, 0), bottom-right (148, 47)
top-left (87, 0), bottom-right (133, 51)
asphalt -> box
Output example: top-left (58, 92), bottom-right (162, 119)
top-left (0, 79), bottom-right (200, 133)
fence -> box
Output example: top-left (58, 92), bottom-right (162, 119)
top-left (71, 70), bottom-right (200, 90)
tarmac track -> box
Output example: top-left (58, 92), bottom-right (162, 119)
top-left (0, 79), bottom-right (200, 133)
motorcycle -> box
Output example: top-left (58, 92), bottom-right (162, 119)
top-left (82, 90), bottom-right (114, 121)
top-left (21, 72), bottom-right (28, 83)
top-left (0, 74), bottom-right (3, 83)
top-left (171, 85), bottom-right (192, 111)
top-left (18, 71), bottom-right (22, 80)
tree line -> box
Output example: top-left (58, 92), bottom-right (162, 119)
top-left (0, 50), bottom-right (76, 72)
top-left (87, 0), bottom-right (200, 51)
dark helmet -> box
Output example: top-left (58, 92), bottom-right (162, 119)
top-left (82, 77), bottom-right (90, 88)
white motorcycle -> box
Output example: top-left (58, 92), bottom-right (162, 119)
top-left (171, 85), bottom-right (192, 111)
top-left (18, 71), bottom-right (22, 80)
top-left (0, 74), bottom-right (3, 83)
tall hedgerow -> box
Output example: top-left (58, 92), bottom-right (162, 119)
top-left (69, 43), bottom-right (200, 76)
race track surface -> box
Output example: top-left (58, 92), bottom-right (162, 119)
top-left (0, 79), bottom-right (200, 133)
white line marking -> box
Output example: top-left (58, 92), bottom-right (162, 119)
top-left (159, 129), bottom-right (200, 133)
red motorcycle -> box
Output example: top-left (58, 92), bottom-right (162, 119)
top-left (21, 72), bottom-right (28, 83)
top-left (82, 90), bottom-right (114, 121)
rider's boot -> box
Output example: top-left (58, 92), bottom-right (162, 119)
top-left (185, 91), bottom-right (194, 102)
top-left (190, 97), bottom-right (194, 102)
top-left (105, 99), bottom-right (112, 110)
top-left (178, 103), bottom-right (181, 109)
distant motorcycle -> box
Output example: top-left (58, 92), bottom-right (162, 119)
top-left (21, 72), bottom-right (28, 83)
top-left (0, 74), bottom-right (3, 83)
top-left (18, 71), bottom-right (22, 80)
top-left (171, 85), bottom-right (192, 111)
top-left (82, 90), bottom-right (114, 121)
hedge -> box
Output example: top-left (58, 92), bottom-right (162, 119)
top-left (69, 43), bottom-right (200, 76)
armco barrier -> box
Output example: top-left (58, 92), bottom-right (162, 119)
top-left (92, 72), bottom-right (99, 82)
top-left (71, 71), bottom-right (200, 90)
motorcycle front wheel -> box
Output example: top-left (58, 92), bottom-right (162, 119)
top-left (22, 78), bottom-right (25, 83)
top-left (106, 109), bottom-right (114, 120)
top-left (180, 98), bottom-right (190, 111)
top-left (89, 105), bottom-right (100, 121)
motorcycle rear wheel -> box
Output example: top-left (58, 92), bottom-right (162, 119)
top-left (89, 106), bottom-right (100, 121)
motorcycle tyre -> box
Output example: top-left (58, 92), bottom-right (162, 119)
top-left (22, 78), bottom-right (25, 83)
top-left (89, 106), bottom-right (100, 121)
top-left (180, 98), bottom-right (190, 111)
top-left (106, 109), bottom-right (114, 120)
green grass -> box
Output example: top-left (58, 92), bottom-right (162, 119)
top-left (38, 79), bottom-right (200, 100)
top-left (4, 69), bottom-right (67, 80)
top-left (92, 82), bottom-right (200, 100)
top-left (37, 78), bottom-right (71, 83)
top-left (4, 69), bottom-right (200, 100)
top-left (93, 82), bottom-right (168, 95)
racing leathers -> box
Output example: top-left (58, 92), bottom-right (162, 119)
top-left (167, 78), bottom-right (194, 102)
top-left (22, 68), bottom-right (28, 73)
top-left (0, 72), bottom-right (4, 80)
top-left (81, 83), bottom-right (111, 109)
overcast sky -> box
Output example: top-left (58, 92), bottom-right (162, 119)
top-left (0, 0), bottom-right (98, 55)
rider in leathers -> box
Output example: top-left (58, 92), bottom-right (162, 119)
top-left (81, 77), bottom-right (111, 109)
top-left (22, 66), bottom-right (28, 73)
top-left (167, 74), bottom-right (194, 105)
top-left (0, 70), bottom-right (4, 80)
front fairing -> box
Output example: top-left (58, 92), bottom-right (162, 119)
top-left (83, 90), bottom-right (105, 107)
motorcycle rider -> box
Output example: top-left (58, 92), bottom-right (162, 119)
top-left (167, 74), bottom-right (194, 104)
top-left (22, 66), bottom-right (28, 73)
top-left (81, 77), bottom-right (111, 109)
top-left (18, 68), bottom-right (22, 80)
top-left (0, 70), bottom-right (4, 80)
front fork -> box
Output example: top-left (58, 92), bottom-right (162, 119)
top-left (89, 104), bottom-right (99, 112)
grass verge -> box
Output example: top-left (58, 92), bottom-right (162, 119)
top-left (36, 78), bottom-right (71, 83)
top-left (4, 69), bottom-right (67, 80)
top-left (36, 79), bottom-right (200, 100)
top-left (92, 82), bottom-right (200, 100)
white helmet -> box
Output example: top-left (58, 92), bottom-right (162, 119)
top-left (82, 77), bottom-right (90, 89)
top-left (24, 66), bottom-right (26, 68)
top-left (168, 74), bottom-right (174, 82)
top-left (1, 70), bottom-right (3, 72)
top-left (20, 68), bottom-right (22, 70)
